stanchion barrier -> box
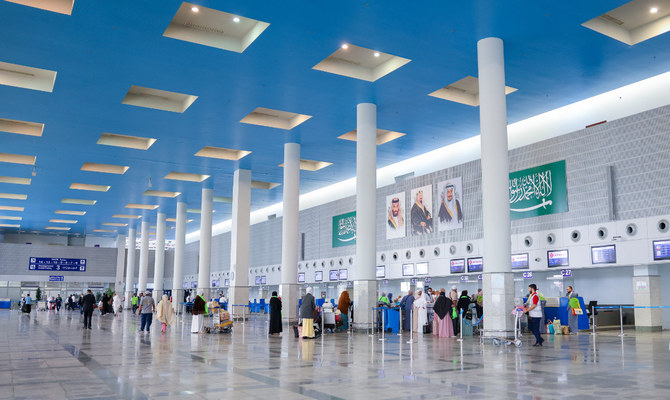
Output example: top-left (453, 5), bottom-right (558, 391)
top-left (457, 309), bottom-right (464, 342)
top-left (379, 307), bottom-right (386, 342)
top-left (398, 307), bottom-right (403, 336)
top-left (589, 305), bottom-right (670, 336)
top-left (321, 307), bottom-right (325, 338)
top-left (231, 304), bottom-right (248, 324)
top-left (406, 307), bottom-right (414, 344)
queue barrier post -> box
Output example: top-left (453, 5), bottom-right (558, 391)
top-left (618, 305), bottom-right (624, 337)
top-left (379, 308), bottom-right (386, 341)
top-left (457, 309), bottom-right (464, 342)
top-left (406, 307), bottom-right (413, 344)
top-left (398, 307), bottom-right (403, 336)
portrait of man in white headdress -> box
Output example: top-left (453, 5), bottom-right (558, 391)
top-left (437, 177), bottom-right (463, 231)
top-left (386, 192), bottom-right (406, 239)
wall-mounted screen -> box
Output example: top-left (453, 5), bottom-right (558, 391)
top-left (402, 263), bottom-right (414, 277)
top-left (315, 271), bottom-right (323, 282)
top-left (260, 276), bottom-right (267, 285)
top-left (211, 280), bottom-right (219, 287)
top-left (376, 265), bottom-right (386, 278)
top-left (467, 257), bottom-right (483, 273)
top-left (450, 258), bottom-right (465, 274)
top-left (548, 250), bottom-right (569, 268)
top-left (511, 253), bottom-right (529, 270)
top-left (254, 276), bottom-right (261, 285)
top-left (329, 270), bottom-right (338, 281)
top-left (653, 240), bottom-right (670, 261)
top-left (298, 272), bottom-right (305, 283)
top-left (224, 279), bottom-right (230, 286)
top-left (339, 269), bottom-right (348, 280)
top-left (591, 244), bottom-right (616, 264)
top-left (191, 282), bottom-right (197, 288)
top-left (416, 262), bottom-right (428, 276)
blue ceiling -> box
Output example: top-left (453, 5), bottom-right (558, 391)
top-left (1, 0), bottom-right (670, 239)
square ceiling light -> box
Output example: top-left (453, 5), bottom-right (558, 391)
top-left (194, 146), bottom-right (251, 160)
top-left (143, 190), bottom-right (181, 198)
top-left (0, 117), bottom-right (44, 137)
top-left (428, 76), bottom-right (517, 106)
top-left (70, 183), bottom-right (110, 192)
top-left (166, 217), bottom-right (194, 222)
top-left (55, 210), bottom-right (86, 216)
top-left (0, 205), bottom-right (23, 211)
top-left (0, 176), bottom-right (31, 185)
top-left (61, 198), bottom-right (96, 205)
top-left (0, 223), bottom-right (20, 228)
top-left (5, 0), bottom-right (74, 15)
top-left (45, 226), bottom-right (70, 231)
top-left (126, 204), bottom-right (158, 210)
top-left (279, 159), bottom-right (332, 172)
top-left (0, 152), bottom-right (36, 165)
top-left (163, 2), bottom-right (270, 53)
top-left (103, 222), bottom-right (128, 227)
top-left (49, 219), bottom-right (77, 224)
top-left (113, 214), bottom-right (141, 219)
top-left (0, 193), bottom-right (27, 200)
top-left (313, 44), bottom-right (411, 82)
top-left (213, 196), bottom-right (232, 203)
top-left (0, 61), bottom-right (57, 92)
top-left (164, 172), bottom-right (210, 182)
top-left (240, 107), bottom-right (312, 130)
top-left (81, 162), bottom-right (129, 175)
top-left (122, 85), bottom-right (197, 113)
top-left (251, 180), bottom-right (280, 190)
top-left (338, 129), bottom-right (406, 145)
top-left (582, 0), bottom-right (670, 45)
top-left (0, 215), bottom-right (22, 220)
top-left (97, 133), bottom-right (157, 150)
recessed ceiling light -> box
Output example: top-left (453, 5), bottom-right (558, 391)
top-left (233, 16), bottom-right (240, 22)
top-left (61, 198), bottom-right (97, 205)
top-left (0, 193), bottom-right (27, 200)
top-left (143, 190), bottom-right (181, 198)
top-left (187, 209), bottom-right (216, 214)
top-left (70, 183), bottom-right (110, 192)
top-left (97, 133), bottom-right (157, 150)
top-left (251, 180), bottom-right (280, 190)
top-left (125, 204), bottom-right (159, 210)
top-left (55, 210), bottom-right (86, 216)
top-left (191, 6), bottom-right (199, 12)
top-left (166, 218), bottom-right (194, 223)
top-left (0, 61), bottom-right (57, 92)
top-left (93, 229), bottom-right (115, 233)
top-left (650, 7), bottom-right (659, 13)
top-left (240, 107), bottom-right (312, 130)
top-left (113, 214), bottom-right (141, 219)
top-left (213, 196), bottom-right (232, 203)
top-left (0, 176), bottom-right (31, 185)
top-left (194, 146), bottom-right (251, 161)
top-left (122, 85), bottom-right (198, 113)
top-left (0, 117), bottom-right (44, 137)
top-left (0, 223), bottom-right (20, 228)
top-left (49, 219), bottom-right (77, 224)
top-left (279, 159), bottom-right (332, 172)
top-left (313, 44), bottom-right (410, 82)
top-left (45, 226), bottom-right (70, 231)
top-left (4, 0), bottom-right (74, 15)
top-left (0, 205), bottom-right (23, 211)
top-left (0, 152), bottom-right (36, 166)
top-left (374, 52), bottom-right (380, 57)
top-left (0, 215), bottom-right (21, 220)
top-left (102, 222), bottom-right (128, 227)
top-left (341, 44), bottom-right (349, 49)
top-left (338, 128), bottom-right (406, 145)
top-left (164, 172), bottom-right (210, 182)
top-left (81, 162), bottom-right (129, 175)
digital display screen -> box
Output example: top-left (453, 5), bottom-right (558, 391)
top-left (376, 266), bottom-right (385, 278)
top-left (416, 262), bottom-right (428, 276)
top-left (255, 276), bottom-right (261, 285)
top-left (211, 280), bottom-right (219, 287)
top-left (329, 270), bottom-right (339, 281)
top-left (315, 271), bottom-right (323, 282)
top-left (511, 253), bottom-right (529, 270)
top-left (548, 250), bottom-right (569, 268)
top-left (260, 276), bottom-right (267, 285)
top-left (653, 240), bottom-right (670, 261)
top-left (450, 258), bottom-right (465, 274)
top-left (298, 272), bottom-right (305, 283)
top-left (339, 269), bottom-right (348, 280)
top-left (402, 263), bottom-right (414, 277)
top-left (467, 257), bottom-right (483, 273)
top-left (191, 282), bottom-right (197, 288)
top-left (591, 245), bottom-right (616, 264)
top-left (224, 279), bottom-right (230, 286)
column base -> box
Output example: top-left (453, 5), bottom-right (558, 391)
top-left (124, 290), bottom-right (134, 309)
top-left (279, 283), bottom-right (299, 323)
top-left (635, 325), bottom-right (662, 332)
top-left (481, 272), bottom-right (516, 339)
top-left (229, 286), bottom-right (250, 319)
top-left (352, 280), bottom-right (377, 331)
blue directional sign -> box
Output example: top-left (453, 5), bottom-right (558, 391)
top-left (29, 257), bottom-right (86, 272)
top-left (49, 276), bottom-right (64, 282)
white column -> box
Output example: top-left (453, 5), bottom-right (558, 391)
top-left (478, 37), bottom-right (514, 339)
top-left (152, 212), bottom-right (166, 301)
top-left (137, 220), bottom-right (150, 293)
top-left (229, 169), bottom-right (251, 314)
top-left (172, 200), bottom-right (186, 307)
top-left (124, 227), bottom-right (137, 308)
top-left (114, 233), bottom-right (126, 294)
top-left (197, 188), bottom-right (213, 299)
top-left (633, 265), bottom-right (662, 331)
top-left (353, 103), bottom-right (378, 330)
top-left (280, 143), bottom-right (300, 322)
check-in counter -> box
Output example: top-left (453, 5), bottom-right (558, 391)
top-left (543, 296), bottom-right (590, 330)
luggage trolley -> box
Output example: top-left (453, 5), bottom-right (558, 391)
top-left (210, 303), bottom-right (233, 333)
top-left (491, 306), bottom-right (524, 347)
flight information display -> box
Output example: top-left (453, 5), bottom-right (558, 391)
top-left (450, 259), bottom-right (465, 274)
top-left (511, 253), bottom-right (529, 270)
top-left (467, 257), bottom-right (483, 273)
top-left (653, 240), bottom-right (670, 261)
top-left (416, 262), bottom-right (428, 276)
top-left (402, 263), bottom-right (414, 276)
top-left (547, 250), bottom-right (569, 268)
top-left (591, 244), bottom-right (616, 264)
top-left (298, 272), bottom-right (305, 283)
top-left (315, 271), bottom-right (323, 282)
top-left (329, 270), bottom-right (339, 281)
top-left (260, 276), bottom-right (267, 285)
top-left (339, 269), bottom-right (348, 280)
top-left (376, 266), bottom-right (386, 278)
top-left (255, 276), bottom-right (261, 285)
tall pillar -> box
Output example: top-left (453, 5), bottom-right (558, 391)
top-left (353, 103), bottom-right (378, 330)
top-left (197, 188), bottom-right (213, 299)
top-left (229, 169), bottom-right (251, 315)
top-left (114, 233), bottom-right (126, 294)
top-left (280, 143), bottom-right (300, 322)
top-left (137, 220), bottom-right (150, 293)
top-left (478, 37), bottom-right (514, 339)
top-left (172, 200), bottom-right (186, 308)
top-left (124, 226), bottom-right (137, 308)
top-left (152, 212), bottom-right (166, 301)
top-left (633, 265), bottom-right (662, 331)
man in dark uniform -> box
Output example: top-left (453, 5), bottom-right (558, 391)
top-left (81, 290), bottom-right (96, 330)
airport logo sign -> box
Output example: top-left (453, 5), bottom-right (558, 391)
top-left (509, 160), bottom-right (568, 220)
top-left (332, 211), bottom-right (356, 248)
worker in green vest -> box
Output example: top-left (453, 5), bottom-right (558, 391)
top-left (131, 294), bottom-right (139, 313)
top-left (377, 292), bottom-right (390, 306)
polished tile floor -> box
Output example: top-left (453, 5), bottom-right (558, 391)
top-left (1, 309), bottom-right (670, 399)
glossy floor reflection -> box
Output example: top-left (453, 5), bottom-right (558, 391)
top-left (2, 309), bottom-right (670, 399)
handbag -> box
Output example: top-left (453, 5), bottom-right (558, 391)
top-left (572, 307), bottom-right (583, 315)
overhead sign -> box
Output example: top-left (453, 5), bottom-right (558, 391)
top-left (49, 276), bottom-right (64, 282)
top-left (522, 271), bottom-right (533, 279)
top-left (332, 211), bottom-right (356, 247)
top-left (29, 257), bottom-right (86, 272)
top-left (561, 269), bottom-right (572, 277)
top-left (509, 160), bottom-right (568, 220)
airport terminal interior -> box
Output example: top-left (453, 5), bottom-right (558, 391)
top-left (2, 0), bottom-right (670, 398)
